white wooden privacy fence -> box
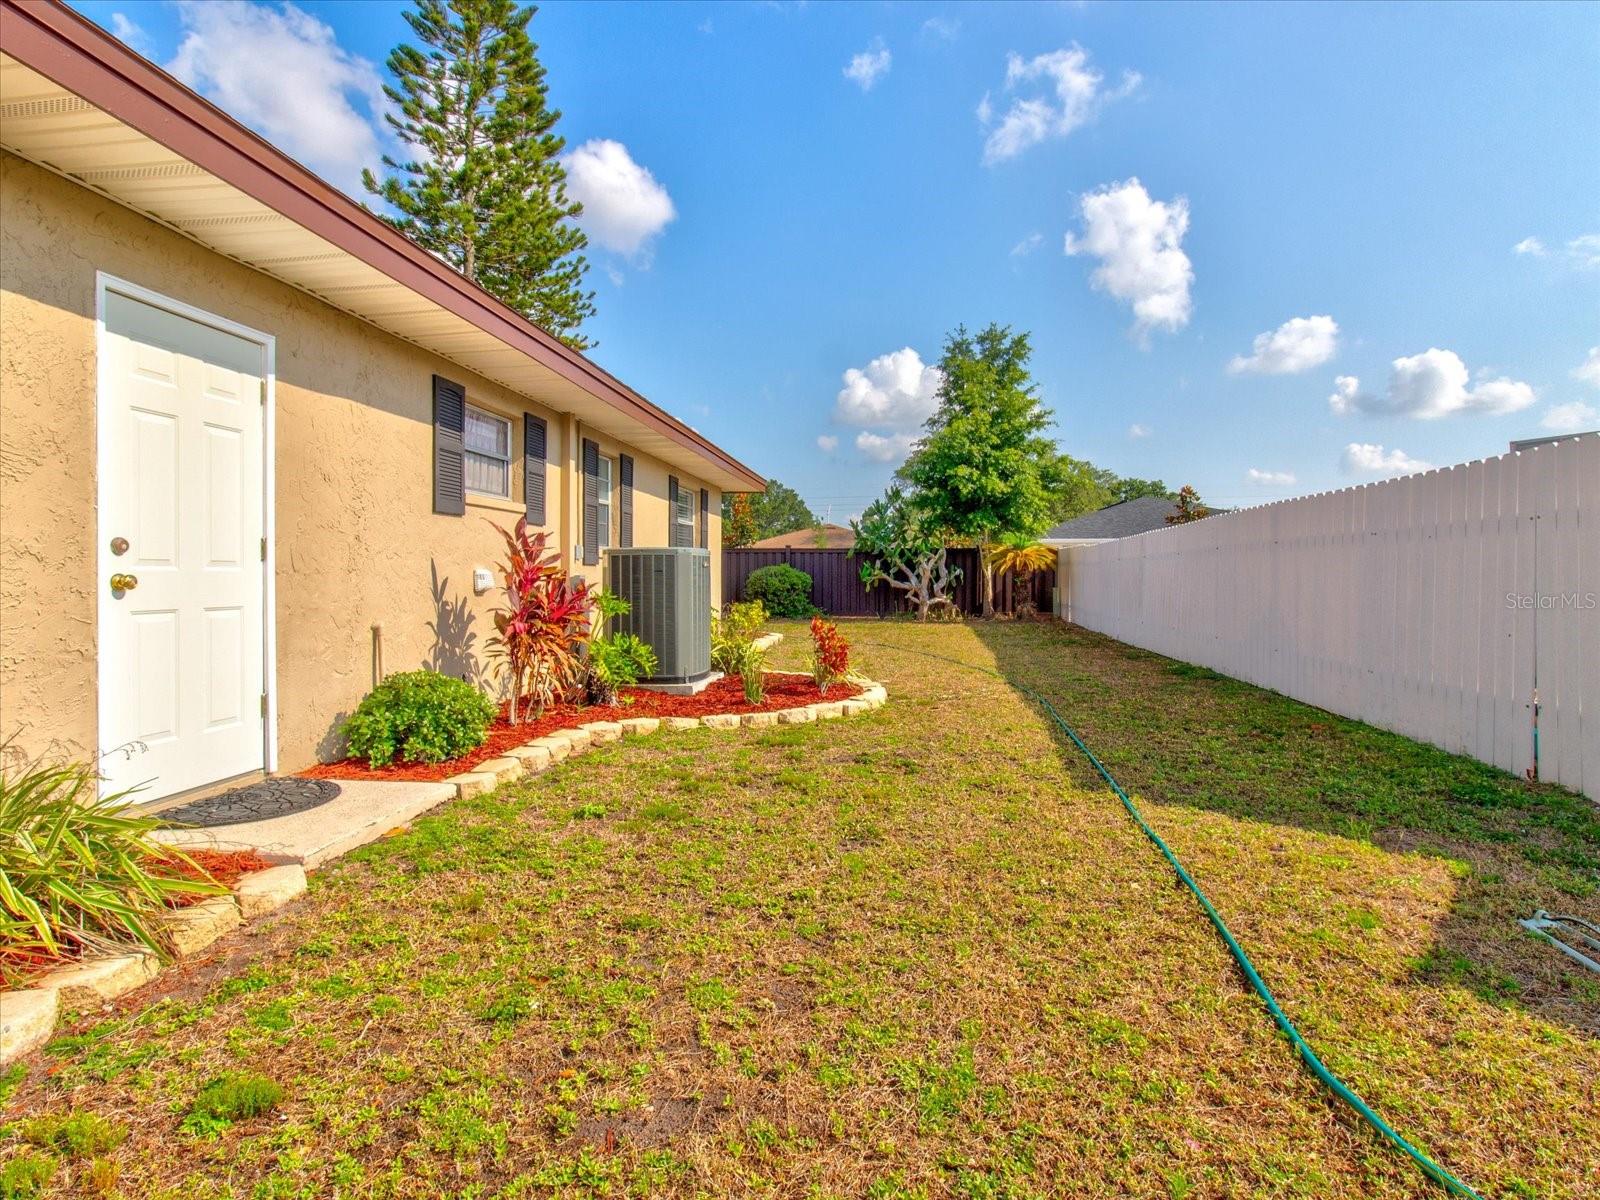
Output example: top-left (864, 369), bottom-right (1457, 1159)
top-left (1059, 433), bottom-right (1599, 801)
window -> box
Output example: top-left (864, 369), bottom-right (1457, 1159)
top-left (674, 482), bottom-right (695, 544)
top-left (594, 456), bottom-right (613, 551)
top-left (464, 405), bottom-right (511, 498)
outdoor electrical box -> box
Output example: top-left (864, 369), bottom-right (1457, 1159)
top-left (605, 547), bottom-right (712, 683)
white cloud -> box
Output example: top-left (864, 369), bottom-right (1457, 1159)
top-left (921, 16), bottom-right (961, 41)
top-left (1330, 350), bottom-right (1535, 419)
top-left (1512, 236), bottom-right (1546, 257)
top-left (1343, 442), bottom-right (1434, 476)
top-left (561, 140), bottom-right (676, 261)
top-left (1127, 423), bottom-right (1150, 438)
top-left (1573, 347), bottom-right (1600, 389)
top-left (1567, 234), bottom-right (1600, 270)
top-left (1010, 232), bottom-right (1044, 258)
top-left (109, 12), bottom-right (152, 54)
top-left (1246, 468), bottom-right (1296, 486)
top-left (844, 42), bottom-right (891, 91)
top-left (816, 434), bottom-right (839, 453)
top-left (975, 92), bottom-right (993, 125)
top-left (834, 347), bottom-right (942, 430)
top-left (1228, 315), bottom-right (1339, 375)
top-left (1328, 374), bottom-right (1365, 416)
top-left (167, 1), bottom-right (387, 194)
top-left (1064, 178), bottom-right (1193, 341)
top-left (855, 431), bottom-right (919, 463)
top-left (980, 44), bottom-right (1138, 165)
top-left (1540, 401), bottom-right (1599, 433)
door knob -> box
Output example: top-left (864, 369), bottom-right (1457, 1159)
top-left (110, 573), bottom-right (138, 592)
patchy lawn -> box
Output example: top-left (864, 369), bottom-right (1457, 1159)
top-left (4, 620), bottom-right (1596, 1199)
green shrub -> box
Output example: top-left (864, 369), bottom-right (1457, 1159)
top-left (0, 1152), bottom-right (54, 1198)
top-left (20, 1112), bottom-right (125, 1157)
top-left (584, 590), bottom-right (659, 704)
top-left (181, 1073), bottom-right (284, 1137)
top-left (711, 600), bottom-right (766, 675)
top-left (744, 564), bottom-right (814, 618)
top-left (587, 633), bottom-right (658, 705)
top-left (1, 757), bottom-right (225, 977)
top-left (340, 670), bottom-right (498, 767)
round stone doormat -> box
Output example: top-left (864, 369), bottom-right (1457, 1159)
top-left (160, 778), bottom-right (342, 828)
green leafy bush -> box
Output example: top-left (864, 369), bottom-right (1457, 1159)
top-left (711, 600), bottom-right (766, 675)
top-left (21, 1112), bottom-right (125, 1157)
top-left (181, 1073), bottom-right (284, 1137)
top-left (340, 670), bottom-right (498, 767)
top-left (588, 633), bottom-right (658, 705)
top-left (744, 564), bottom-right (814, 618)
top-left (584, 590), bottom-right (659, 704)
top-left (1, 756), bottom-right (224, 978)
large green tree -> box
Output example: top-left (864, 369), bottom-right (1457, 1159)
top-left (898, 324), bottom-right (1058, 616)
top-left (364, 0), bottom-right (596, 348)
top-left (721, 480), bottom-right (817, 543)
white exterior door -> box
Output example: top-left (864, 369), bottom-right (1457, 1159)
top-left (98, 287), bottom-right (268, 803)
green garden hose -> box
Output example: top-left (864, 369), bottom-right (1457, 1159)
top-left (856, 639), bottom-right (1486, 1199)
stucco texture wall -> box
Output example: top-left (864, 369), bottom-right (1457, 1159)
top-left (0, 152), bottom-right (718, 775)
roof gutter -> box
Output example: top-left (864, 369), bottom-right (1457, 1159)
top-left (0, 0), bottom-right (764, 492)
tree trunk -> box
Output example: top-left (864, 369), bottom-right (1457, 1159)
top-left (979, 538), bottom-right (995, 618)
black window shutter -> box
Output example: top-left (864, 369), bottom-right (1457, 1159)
top-left (668, 475), bottom-right (682, 547)
top-left (618, 454), bottom-right (634, 547)
top-left (699, 488), bottom-right (709, 549)
top-left (581, 438), bottom-right (600, 565)
top-left (432, 375), bottom-right (466, 516)
top-left (523, 414), bottom-right (547, 525)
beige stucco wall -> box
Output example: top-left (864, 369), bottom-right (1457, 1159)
top-left (0, 152), bottom-right (720, 774)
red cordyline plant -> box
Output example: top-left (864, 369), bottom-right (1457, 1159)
top-left (486, 519), bottom-right (592, 722)
top-left (809, 617), bottom-right (850, 695)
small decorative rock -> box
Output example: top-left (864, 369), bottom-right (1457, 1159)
top-left (701, 713), bottom-right (740, 729)
top-left (619, 717), bottom-right (660, 736)
top-left (164, 896), bottom-right (242, 958)
top-left (841, 699), bottom-right (870, 716)
top-left (741, 711), bottom-right (778, 728)
top-left (38, 953), bottom-right (158, 1008)
top-left (813, 702), bottom-right (846, 720)
top-left (662, 716), bottom-right (700, 731)
top-left (234, 864), bottom-right (309, 920)
top-left (507, 744), bottom-right (553, 771)
top-left (579, 721), bottom-right (623, 743)
top-left (777, 707), bottom-right (815, 724)
top-left (560, 728), bottom-right (595, 752)
top-left (445, 771), bottom-right (497, 799)
top-left (0, 987), bottom-right (56, 1065)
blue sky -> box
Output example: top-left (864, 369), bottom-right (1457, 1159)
top-left (73, 0), bottom-right (1600, 517)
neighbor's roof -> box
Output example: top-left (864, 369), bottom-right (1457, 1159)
top-left (1042, 495), bottom-right (1183, 541)
top-left (0, 0), bottom-right (763, 493)
top-left (747, 523), bottom-right (855, 550)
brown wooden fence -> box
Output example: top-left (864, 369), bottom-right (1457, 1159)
top-left (722, 547), bottom-right (1054, 617)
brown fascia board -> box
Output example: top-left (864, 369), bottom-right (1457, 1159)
top-left (0, 0), bottom-right (765, 492)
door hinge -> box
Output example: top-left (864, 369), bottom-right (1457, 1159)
top-left (259, 379), bottom-right (267, 405)
top-left (260, 537), bottom-right (267, 561)
top-left (260, 693), bottom-right (268, 717)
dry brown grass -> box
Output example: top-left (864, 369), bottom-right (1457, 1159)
top-left (2, 619), bottom-right (1596, 1199)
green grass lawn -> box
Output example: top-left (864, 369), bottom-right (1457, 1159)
top-left (4, 619), bottom-right (1597, 1199)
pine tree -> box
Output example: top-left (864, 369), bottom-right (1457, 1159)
top-left (364, 0), bottom-right (596, 348)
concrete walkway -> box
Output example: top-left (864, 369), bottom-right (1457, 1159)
top-left (154, 778), bottom-right (455, 868)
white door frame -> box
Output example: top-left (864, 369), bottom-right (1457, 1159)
top-left (94, 272), bottom-right (278, 791)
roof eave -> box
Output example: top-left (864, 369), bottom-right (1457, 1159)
top-left (0, 0), bottom-right (765, 493)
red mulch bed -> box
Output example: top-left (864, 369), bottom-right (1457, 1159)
top-left (302, 673), bottom-right (863, 783)
top-left (163, 848), bottom-right (278, 907)
top-left (0, 848), bottom-right (277, 989)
